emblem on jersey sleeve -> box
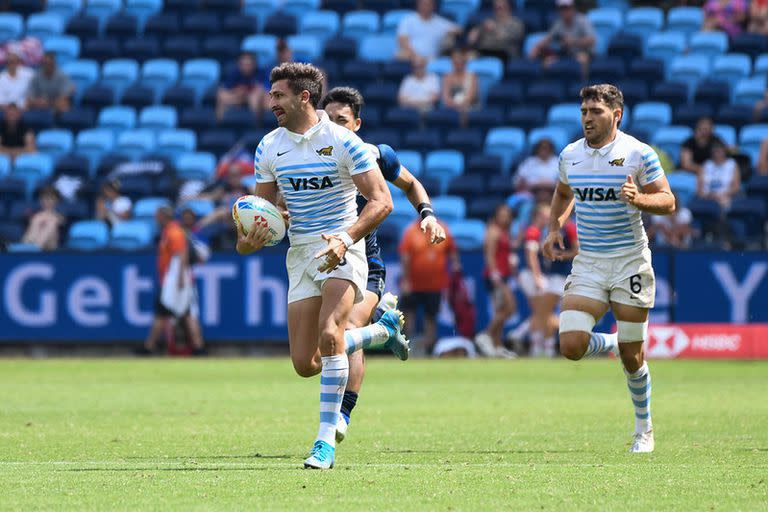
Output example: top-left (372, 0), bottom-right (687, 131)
top-left (609, 157), bottom-right (625, 166)
top-left (316, 146), bottom-right (333, 156)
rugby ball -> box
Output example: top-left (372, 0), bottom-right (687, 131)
top-left (232, 195), bottom-right (286, 246)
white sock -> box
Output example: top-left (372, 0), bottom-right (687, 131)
top-left (344, 323), bottom-right (389, 354)
top-left (530, 330), bottom-right (544, 355)
top-left (625, 362), bottom-right (652, 434)
top-left (585, 332), bottom-right (619, 357)
top-left (316, 354), bottom-right (349, 446)
top-left (543, 336), bottom-right (555, 356)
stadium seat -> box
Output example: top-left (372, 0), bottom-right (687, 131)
top-left (323, 37), bottom-right (358, 61)
top-left (739, 124), bottom-right (768, 167)
top-left (163, 36), bottom-right (199, 62)
top-left (0, 220), bottom-right (25, 244)
top-left (144, 13), bottom-right (179, 39)
top-left (523, 32), bottom-right (547, 57)
top-left (426, 56), bottom-right (453, 76)
top-left (446, 219), bottom-right (485, 250)
top-left (285, 35), bottom-right (323, 63)
top-left (125, 0), bottom-right (163, 31)
top-left (59, 107), bottom-right (96, 134)
top-left (182, 12), bottom-right (220, 37)
top-left (342, 10), bottom-right (380, 41)
top-left (396, 150), bottom-right (422, 177)
top-left (528, 126), bottom-right (570, 153)
top-left (156, 129), bottom-right (195, 157)
top-left (651, 125), bottom-right (693, 165)
top-left (607, 32), bottom-right (644, 67)
top-left (713, 124), bottom-right (737, 147)
top-left (694, 81), bottom-right (731, 111)
top-left (181, 59), bottom-right (221, 102)
top-left (202, 36), bottom-right (240, 64)
top-left (54, 153), bottom-right (90, 179)
top-left (444, 129), bottom-right (484, 159)
top-left (624, 7), bottom-right (664, 39)
top-left (589, 56), bottom-right (626, 83)
top-left (541, 58), bottom-right (581, 83)
top-left (263, 12), bottom-right (297, 38)
top-left (85, 0), bottom-right (121, 27)
top-left (242, 35), bottom-right (279, 67)
top-left (133, 196), bottom-right (170, 221)
top-left (82, 38), bottom-right (121, 63)
top-left (424, 150), bottom-right (464, 193)
top-left (711, 53), bottom-right (752, 83)
top-left (673, 103), bottom-right (713, 128)
top-left (178, 198), bottom-right (215, 218)
top-left (198, 130), bottom-right (236, 157)
top-left (505, 58), bottom-right (541, 88)
top-left (687, 197), bottom-right (722, 238)
top-left (242, 0), bottom-right (277, 31)
top-left (649, 81), bottom-right (688, 110)
top-left (384, 107), bottom-right (421, 131)
top-left (667, 55), bottom-right (711, 98)
top-left (282, 0), bottom-right (321, 19)
top-left (26, 12), bottom-right (65, 42)
top-left (733, 77), bottom-right (767, 106)
top-left (116, 129), bottom-right (156, 160)
top-left (432, 195), bottom-right (467, 221)
top-left (484, 127), bottom-right (525, 174)
top-left (364, 128), bottom-right (401, 150)
top-left (440, 0), bottom-right (479, 26)
top-left (20, 108), bottom-right (54, 132)
top-left (525, 81), bottom-right (565, 108)
top-left (66, 15), bottom-right (100, 40)
top-left (139, 106), bottom-right (177, 130)
top-left (109, 220), bottom-right (154, 250)
top-left (382, 9), bottom-right (412, 34)
top-left (447, 174), bottom-right (486, 197)
top-left (632, 102), bottom-right (672, 134)
top-left (359, 35), bottom-right (398, 62)
top-left (45, 0), bottom-right (82, 22)
top-left (644, 32), bottom-right (687, 66)
top-left (218, 107), bottom-right (257, 131)
top-left (666, 172), bottom-right (697, 207)
top-left (44, 35), bottom-right (81, 64)
top-left (117, 84), bottom-right (153, 110)
top-left (175, 151), bottom-right (216, 181)
top-left (140, 59), bottom-right (179, 102)
top-left (467, 57), bottom-right (504, 103)
top-left (221, 14), bottom-right (258, 39)
top-left (105, 13), bottom-right (139, 39)
top-left (666, 6), bottom-right (703, 37)
top-left (0, 13), bottom-right (23, 41)
top-left (465, 154), bottom-right (502, 177)
top-left (0, 178), bottom-right (27, 202)
top-left (467, 194), bottom-right (505, 220)
top-left (546, 103), bottom-right (581, 139)
top-left (688, 31), bottom-right (728, 57)
top-left (36, 129), bottom-right (74, 159)
top-left (122, 37), bottom-right (159, 63)
top-left (424, 108), bottom-right (461, 132)
top-left (0, 154), bottom-right (10, 177)
top-left (60, 59), bottom-right (99, 105)
top-left (587, 7), bottom-right (623, 42)
top-left (505, 105), bottom-right (545, 132)
top-left (299, 10), bottom-right (340, 42)
top-left (12, 153), bottom-right (54, 193)
top-left (101, 59), bottom-right (140, 99)
top-left (67, 219), bottom-right (110, 251)
top-left (485, 82), bottom-right (523, 111)
top-left (402, 129), bottom-right (440, 152)
top-left (728, 198), bottom-right (767, 248)
top-left (179, 107), bottom-right (216, 132)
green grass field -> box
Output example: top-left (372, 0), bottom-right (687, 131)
top-left (1, 358), bottom-right (766, 511)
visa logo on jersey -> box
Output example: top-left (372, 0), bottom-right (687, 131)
top-left (574, 187), bottom-right (619, 201)
top-left (288, 176), bottom-right (334, 191)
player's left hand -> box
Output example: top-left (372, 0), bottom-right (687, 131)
top-left (420, 216), bottom-right (445, 244)
top-left (620, 174), bottom-right (640, 205)
top-left (315, 234), bottom-right (348, 273)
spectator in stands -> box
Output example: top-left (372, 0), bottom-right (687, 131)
top-left (216, 52), bottom-right (266, 121)
top-left (748, 0), bottom-right (768, 35)
top-left (697, 141), bottom-right (741, 209)
top-left (398, 56), bottom-right (441, 111)
top-left (752, 90), bottom-right (768, 121)
top-left (95, 180), bottom-right (133, 227)
top-left (441, 47), bottom-right (478, 114)
top-left (680, 117), bottom-right (725, 175)
top-left (21, 185), bottom-right (64, 251)
top-left (397, 0), bottom-right (462, 61)
top-left (513, 138), bottom-right (559, 197)
top-left (195, 164), bottom-right (248, 237)
top-left (26, 52), bottom-right (74, 114)
top-left (648, 197), bottom-right (694, 249)
top-left (399, 217), bottom-right (460, 355)
top-left (0, 103), bottom-right (35, 162)
top-left (703, 0), bottom-right (747, 38)
top-left (758, 138), bottom-right (768, 175)
top-left (467, 0), bottom-right (524, 63)
top-left (0, 51), bottom-right (34, 108)
top-left (528, 0), bottom-right (595, 78)
top-left (138, 205), bottom-right (206, 356)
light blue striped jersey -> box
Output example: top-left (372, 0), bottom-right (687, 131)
top-left (558, 131), bottom-right (665, 257)
top-left (254, 110), bottom-right (377, 245)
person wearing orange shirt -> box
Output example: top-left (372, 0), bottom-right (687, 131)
top-left (137, 205), bottom-right (205, 356)
top-left (398, 218), bottom-right (460, 355)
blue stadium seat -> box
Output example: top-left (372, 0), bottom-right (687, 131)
top-left (359, 34), bottom-right (398, 62)
top-left (644, 31), bottom-right (687, 66)
top-left (384, 107), bottom-right (422, 131)
top-left (285, 34), bottom-right (323, 62)
top-left (59, 107), bottom-right (96, 134)
top-left (667, 55), bottom-right (711, 98)
top-left (714, 124), bottom-right (737, 147)
top-left (364, 128), bottom-right (401, 150)
top-left (242, 35), bottom-right (279, 67)
top-left (440, 0), bottom-right (479, 26)
top-left (67, 220), bottom-right (110, 250)
top-left (178, 198), bottom-right (215, 218)
top-left (133, 197), bottom-right (170, 222)
top-left (447, 219), bottom-right (485, 250)
top-left (222, 14), bottom-right (258, 39)
top-left (26, 12), bottom-right (65, 42)
top-left (688, 197), bottom-right (722, 238)
top-left (666, 172), bottom-right (697, 207)
top-left (76, 127), bottom-right (115, 172)
top-left (733, 77), bottom-right (767, 106)
top-left (66, 15), bottom-right (100, 40)
top-left (739, 124), bottom-right (768, 167)
top-left (198, 130), bottom-right (236, 157)
top-left (628, 58), bottom-right (665, 91)
top-left (688, 31), bottom-right (728, 57)
top-left (484, 127), bottom-right (525, 174)
top-left (59, 59), bottom-right (98, 105)
top-left (46, 0), bottom-right (82, 22)
top-left (163, 36), bottom-right (199, 62)
top-left (528, 126), bottom-right (569, 153)
top-left (13, 153), bottom-right (54, 193)
top-left (468, 57), bottom-right (504, 103)
top-left (589, 56), bottom-right (626, 83)
top-left (85, 0), bottom-right (121, 32)
top-left (403, 129), bottom-right (441, 153)
top-left (617, 79), bottom-right (649, 107)
top-left (283, 0), bottom-right (321, 19)
top-left (607, 31), bottom-right (644, 66)
top-left (523, 31), bottom-right (547, 57)
top-left (447, 174), bottom-right (486, 197)
top-left (426, 56), bottom-right (453, 76)
top-left (0, 178), bottom-right (27, 202)
top-left (486, 82), bottom-right (523, 111)
top-left (541, 58), bottom-right (581, 82)
top-left (525, 81), bottom-right (565, 108)
top-left (54, 153), bottom-right (90, 179)
top-left (466, 108), bottom-right (504, 133)
top-left (731, 33), bottom-right (768, 59)
top-left (139, 105), bottom-right (177, 130)
top-left (0, 220), bottom-right (26, 244)
top-left (125, 0), bottom-right (163, 32)
top-left (263, 12), bottom-right (297, 38)
top-left (746, 175), bottom-right (768, 203)
top-left (546, 103), bottom-right (581, 139)
top-left (444, 128), bottom-right (484, 159)
top-left (175, 151), bottom-right (216, 181)
top-left (632, 102), bottom-right (672, 134)
top-left (140, 59), bottom-right (179, 102)
top-left (651, 125), bottom-right (693, 165)
top-left (624, 7), bottom-right (664, 39)
top-left (382, 9), bottom-right (412, 34)
top-left (123, 37), bottom-right (160, 63)
top-left (36, 129), bottom-right (74, 159)
top-left (144, 13), bottom-right (179, 39)
top-left (82, 37), bottom-right (121, 63)
top-left (116, 129), bottom-right (156, 160)
top-left (342, 10), bottom-right (380, 41)
top-left (666, 6), bottom-right (703, 37)
top-left (105, 13), bottom-right (139, 38)
top-left (100, 59), bottom-right (139, 100)
top-left (728, 198), bottom-right (767, 248)
top-left (119, 84), bottom-right (154, 110)
top-left (242, 0), bottom-right (277, 31)
top-left (396, 150), bottom-right (422, 177)
top-left (323, 36), bottom-right (358, 61)
top-left (424, 108), bottom-right (461, 131)
top-left (109, 219), bottom-right (154, 250)
top-left (44, 35), bottom-right (81, 64)
top-left (754, 54), bottom-right (768, 79)
top-left (711, 53), bottom-right (752, 83)
top-left (182, 12), bottom-right (220, 37)
top-left (362, 82), bottom-right (399, 109)
top-left (201, 35), bottom-right (240, 65)
top-left (218, 107), bottom-right (257, 130)
top-left (0, 154), bottom-right (10, 177)
top-left (466, 154), bottom-right (502, 176)
top-left (506, 105), bottom-right (547, 134)
top-left (432, 195), bottom-right (467, 221)
top-left (651, 81), bottom-right (689, 109)
top-left (0, 13), bottom-right (23, 41)
top-left (299, 10), bottom-right (340, 42)
top-left (505, 58), bottom-right (541, 87)
top-left (673, 103), bottom-right (712, 128)
top-left (181, 59), bottom-right (221, 102)
top-left (587, 7), bottom-right (623, 42)
top-left (694, 80), bottom-right (731, 111)
top-left (179, 107), bottom-right (215, 132)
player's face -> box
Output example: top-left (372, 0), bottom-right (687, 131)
top-left (269, 79), bottom-right (305, 128)
top-left (324, 102), bottom-right (361, 132)
top-left (580, 99), bottom-right (619, 147)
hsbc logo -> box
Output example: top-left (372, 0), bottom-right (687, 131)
top-left (647, 326), bottom-right (689, 358)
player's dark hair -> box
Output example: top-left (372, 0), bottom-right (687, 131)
top-left (319, 86), bottom-right (365, 119)
top-left (580, 83), bottom-right (624, 126)
top-left (269, 62), bottom-right (324, 107)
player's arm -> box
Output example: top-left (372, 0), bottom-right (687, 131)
top-left (621, 174), bottom-right (676, 215)
top-left (394, 167), bottom-right (445, 244)
top-left (525, 236), bottom-right (545, 290)
top-left (542, 181), bottom-right (575, 261)
top-left (349, 169), bottom-right (393, 242)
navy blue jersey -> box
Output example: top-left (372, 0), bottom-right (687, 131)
top-left (357, 143), bottom-right (402, 262)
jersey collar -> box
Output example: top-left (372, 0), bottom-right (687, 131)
top-left (284, 110), bottom-right (330, 143)
top-left (583, 130), bottom-right (623, 156)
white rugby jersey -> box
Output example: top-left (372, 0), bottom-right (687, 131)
top-left (254, 110), bottom-right (377, 245)
top-left (558, 130), bottom-right (665, 257)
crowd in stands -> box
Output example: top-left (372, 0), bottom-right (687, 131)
top-left (0, 0), bottom-right (766, 261)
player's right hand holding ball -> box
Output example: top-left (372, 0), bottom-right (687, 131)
top-left (235, 221), bottom-right (272, 255)
top-left (542, 231), bottom-right (565, 261)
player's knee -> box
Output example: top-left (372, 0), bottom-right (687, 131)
top-left (318, 325), bottom-right (342, 353)
top-left (558, 310), bottom-right (595, 360)
top-left (559, 334), bottom-right (587, 360)
top-left (292, 359), bottom-right (319, 378)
